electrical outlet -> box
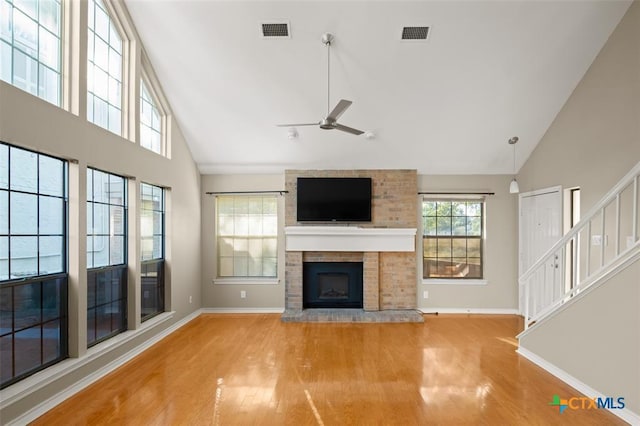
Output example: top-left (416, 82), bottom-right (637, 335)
top-left (240, 290), bottom-right (246, 299)
top-left (627, 236), bottom-right (636, 248)
top-left (189, 296), bottom-right (193, 304)
top-left (423, 290), bottom-right (429, 299)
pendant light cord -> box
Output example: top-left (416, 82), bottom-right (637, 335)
top-left (327, 40), bottom-right (330, 115)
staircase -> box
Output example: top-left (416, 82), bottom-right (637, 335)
top-left (519, 161), bottom-right (640, 331)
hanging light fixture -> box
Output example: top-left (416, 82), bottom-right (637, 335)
top-left (508, 136), bottom-right (520, 194)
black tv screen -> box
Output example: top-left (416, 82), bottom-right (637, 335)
top-left (297, 177), bottom-right (372, 222)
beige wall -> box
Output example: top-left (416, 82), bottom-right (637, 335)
top-left (0, 83), bottom-right (201, 319)
top-left (517, 1), bottom-right (640, 419)
top-left (517, 0), bottom-right (640, 213)
top-left (519, 257), bottom-right (640, 415)
top-left (418, 175), bottom-right (519, 311)
top-left (202, 171), bottom-right (421, 311)
top-left (0, 52), bottom-right (200, 426)
top-left (201, 172), bottom-right (518, 312)
top-left (200, 174), bottom-right (286, 309)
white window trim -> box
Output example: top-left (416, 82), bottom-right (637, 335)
top-left (420, 195), bottom-right (486, 281)
top-left (85, 0), bottom-right (136, 139)
top-left (213, 278), bottom-right (280, 285)
top-left (215, 195), bottom-right (279, 280)
top-left (140, 52), bottom-right (171, 157)
top-left (86, 0), bottom-right (127, 136)
top-left (139, 66), bottom-right (166, 156)
top-left (3, 0), bottom-right (64, 107)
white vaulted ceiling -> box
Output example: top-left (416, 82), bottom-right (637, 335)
top-left (125, 0), bottom-right (631, 175)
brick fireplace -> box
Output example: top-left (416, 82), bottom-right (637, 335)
top-left (283, 170), bottom-right (419, 316)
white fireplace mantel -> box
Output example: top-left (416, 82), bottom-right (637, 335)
top-left (285, 226), bottom-right (417, 252)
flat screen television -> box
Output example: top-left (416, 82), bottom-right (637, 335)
top-left (297, 177), bottom-right (372, 222)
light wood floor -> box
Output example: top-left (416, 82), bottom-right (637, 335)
top-left (32, 314), bottom-right (625, 425)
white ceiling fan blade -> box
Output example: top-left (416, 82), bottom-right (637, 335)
top-left (327, 99), bottom-right (352, 121)
top-left (334, 123), bottom-right (364, 135)
top-left (276, 122), bottom-right (319, 127)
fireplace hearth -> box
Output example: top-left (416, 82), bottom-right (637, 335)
top-left (303, 262), bottom-right (363, 309)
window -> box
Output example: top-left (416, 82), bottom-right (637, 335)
top-left (140, 183), bottom-right (163, 262)
top-left (216, 196), bottom-right (277, 278)
top-left (1, 143), bottom-right (66, 279)
top-left (86, 169), bottom-right (126, 268)
top-left (1, 142), bottom-right (68, 389)
top-left (87, 0), bottom-right (123, 135)
top-left (422, 199), bottom-right (483, 279)
top-left (1, 0), bottom-right (62, 105)
top-left (139, 78), bottom-right (162, 154)
top-left (86, 168), bottom-right (127, 346)
top-left (140, 183), bottom-right (164, 321)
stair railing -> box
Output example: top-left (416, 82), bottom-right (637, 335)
top-left (520, 161), bottom-right (640, 329)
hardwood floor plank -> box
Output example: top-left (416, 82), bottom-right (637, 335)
top-left (31, 314), bottom-right (626, 425)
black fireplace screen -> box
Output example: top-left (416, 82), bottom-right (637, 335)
top-left (318, 273), bottom-right (349, 300)
top-left (303, 262), bottom-right (363, 308)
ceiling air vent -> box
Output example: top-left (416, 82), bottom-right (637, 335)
top-left (261, 22), bottom-right (290, 38)
top-left (401, 26), bottom-right (430, 41)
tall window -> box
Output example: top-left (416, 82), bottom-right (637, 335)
top-left (140, 183), bottom-right (164, 321)
top-left (422, 199), bottom-right (483, 279)
top-left (139, 78), bottom-right (162, 155)
top-left (216, 196), bottom-right (277, 278)
top-left (87, 0), bottom-right (122, 135)
top-left (0, 142), bottom-right (68, 389)
top-left (86, 168), bottom-right (126, 346)
top-left (1, 0), bottom-right (62, 105)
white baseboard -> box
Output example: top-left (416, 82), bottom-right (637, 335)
top-left (4, 309), bottom-right (201, 426)
top-left (419, 307), bottom-right (520, 315)
top-left (201, 307), bottom-right (285, 314)
top-left (517, 347), bottom-right (640, 425)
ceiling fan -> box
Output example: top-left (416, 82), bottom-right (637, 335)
top-left (277, 33), bottom-right (364, 136)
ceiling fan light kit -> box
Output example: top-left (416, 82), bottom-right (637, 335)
top-left (287, 127), bottom-right (299, 139)
top-left (277, 33), bottom-right (364, 136)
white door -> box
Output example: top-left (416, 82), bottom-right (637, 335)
top-left (518, 186), bottom-right (563, 315)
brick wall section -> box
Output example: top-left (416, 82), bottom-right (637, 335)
top-left (363, 252), bottom-right (379, 311)
top-left (285, 251), bottom-right (303, 310)
top-left (379, 252), bottom-right (416, 309)
top-left (303, 252), bottom-right (363, 262)
top-left (285, 169), bottom-right (418, 228)
top-left (284, 169), bottom-right (418, 311)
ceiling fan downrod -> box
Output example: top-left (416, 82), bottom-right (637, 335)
top-left (322, 33), bottom-right (334, 116)
top-left (275, 32), bottom-right (364, 136)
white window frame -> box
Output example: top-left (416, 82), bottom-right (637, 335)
top-left (139, 66), bottom-right (167, 156)
top-left (1, 0), bottom-right (64, 106)
top-left (214, 195), bottom-right (279, 285)
top-left (421, 195), bottom-right (487, 285)
top-left (86, 167), bottom-right (127, 268)
top-left (86, 0), bottom-right (129, 136)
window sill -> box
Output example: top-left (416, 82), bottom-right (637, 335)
top-left (213, 278), bottom-right (280, 285)
top-left (423, 279), bottom-right (488, 286)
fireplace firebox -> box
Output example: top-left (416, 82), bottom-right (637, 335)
top-left (303, 262), bottom-right (363, 308)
